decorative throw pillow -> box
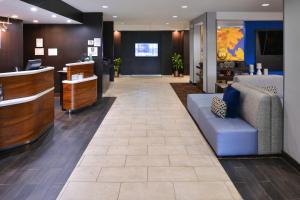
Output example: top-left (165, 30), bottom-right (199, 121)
top-left (211, 96), bottom-right (227, 119)
top-left (223, 86), bottom-right (240, 118)
top-left (262, 85), bottom-right (278, 95)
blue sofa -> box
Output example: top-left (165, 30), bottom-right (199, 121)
top-left (187, 93), bottom-right (258, 156)
top-left (188, 81), bottom-right (284, 157)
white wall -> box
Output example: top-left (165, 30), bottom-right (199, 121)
top-left (284, 0), bottom-right (300, 163)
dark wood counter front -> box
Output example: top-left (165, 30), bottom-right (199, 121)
top-left (0, 67), bottom-right (54, 151)
top-left (62, 61), bottom-right (97, 112)
top-left (63, 76), bottom-right (97, 111)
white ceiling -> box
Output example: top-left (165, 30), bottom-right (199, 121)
top-left (0, 0), bottom-right (80, 24)
top-left (0, 0), bottom-right (283, 29)
top-left (63, 0), bottom-right (283, 28)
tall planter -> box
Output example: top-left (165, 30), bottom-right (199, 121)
top-left (113, 57), bottom-right (122, 78)
top-left (171, 53), bottom-right (184, 77)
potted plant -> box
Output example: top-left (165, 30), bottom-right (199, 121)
top-left (172, 53), bottom-right (184, 77)
top-left (113, 57), bottom-right (122, 77)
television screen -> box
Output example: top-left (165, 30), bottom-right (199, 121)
top-left (135, 43), bottom-right (158, 57)
top-left (257, 31), bottom-right (283, 55)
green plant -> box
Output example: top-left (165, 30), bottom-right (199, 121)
top-left (113, 57), bottom-right (122, 72)
top-left (171, 53), bottom-right (184, 73)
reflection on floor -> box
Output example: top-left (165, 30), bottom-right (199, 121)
top-left (58, 76), bottom-right (241, 200)
top-left (171, 82), bottom-right (300, 200)
top-left (0, 97), bottom-right (115, 200)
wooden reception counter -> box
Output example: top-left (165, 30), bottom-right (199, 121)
top-left (0, 67), bottom-right (54, 151)
top-left (62, 61), bottom-right (97, 112)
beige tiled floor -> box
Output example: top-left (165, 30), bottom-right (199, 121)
top-left (57, 76), bottom-right (242, 200)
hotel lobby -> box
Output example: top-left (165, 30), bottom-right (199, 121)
top-left (0, 0), bottom-right (299, 200)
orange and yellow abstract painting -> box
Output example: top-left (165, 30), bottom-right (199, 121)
top-left (217, 27), bottom-right (245, 61)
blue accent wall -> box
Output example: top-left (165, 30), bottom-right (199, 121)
top-left (244, 21), bottom-right (283, 67)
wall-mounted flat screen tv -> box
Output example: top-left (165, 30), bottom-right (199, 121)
top-left (257, 30), bottom-right (283, 55)
top-left (135, 43), bottom-right (158, 57)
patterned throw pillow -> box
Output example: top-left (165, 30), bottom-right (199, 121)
top-left (211, 96), bottom-right (227, 119)
top-left (262, 86), bottom-right (278, 95)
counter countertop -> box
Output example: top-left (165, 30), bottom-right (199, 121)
top-left (0, 67), bottom-right (54, 78)
top-left (66, 61), bottom-right (95, 67)
top-left (62, 75), bottom-right (97, 84)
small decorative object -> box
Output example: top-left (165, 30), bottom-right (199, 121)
top-left (249, 64), bottom-right (254, 75)
top-left (171, 53), bottom-right (184, 77)
top-left (262, 85), bottom-right (278, 95)
top-left (89, 54), bottom-right (93, 61)
top-left (36, 38), bottom-right (43, 47)
top-left (229, 62), bottom-right (235, 69)
top-left (220, 62), bottom-right (224, 69)
top-left (114, 57), bottom-right (122, 77)
top-left (211, 96), bottom-right (227, 119)
top-left (88, 40), bottom-right (94, 46)
top-left (94, 38), bottom-right (101, 47)
top-left (48, 48), bottom-right (58, 56)
top-left (264, 68), bottom-right (269, 76)
top-left (256, 63), bottom-right (262, 75)
top-left (87, 47), bottom-right (98, 57)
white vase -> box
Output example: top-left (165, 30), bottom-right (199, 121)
top-left (249, 64), bottom-right (254, 76)
top-left (256, 63), bottom-right (262, 75)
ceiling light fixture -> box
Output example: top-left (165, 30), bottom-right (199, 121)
top-left (261, 3), bottom-right (270, 7)
top-left (166, 22), bottom-right (170, 25)
top-left (181, 5), bottom-right (188, 9)
top-left (172, 15), bottom-right (178, 18)
top-left (11, 15), bottom-right (18, 19)
top-left (102, 5), bottom-right (109, 9)
top-left (51, 14), bottom-right (57, 18)
top-left (67, 19), bottom-right (72, 23)
top-left (113, 16), bottom-right (118, 18)
top-left (31, 7), bottom-right (37, 12)
top-left (33, 20), bottom-right (39, 23)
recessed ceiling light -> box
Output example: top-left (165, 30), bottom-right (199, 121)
top-left (33, 20), bottom-right (39, 23)
top-left (166, 22), bottom-right (170, 25)
top-left (11, 15), bottom-right (18, 19)
top-left (261, 3), bottom-right (270, 7)
top-left (172, 15), bottom-right (178, 18)
top-left (67, 19), bottom-right (72, 23)
top-left (51, 14), bottom-right (57, 18)
top-left (31, 7), bottom-right (37, 12)
top-left (113, 16), bottom-right (118, 18)
top-left (102, 5), bottom-right (109, 8)
top-left (181, 5), bottom-right (188, 9)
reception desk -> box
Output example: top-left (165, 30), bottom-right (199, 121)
top-left (62, 61), bottom-right (97, 112)
top-left (0, 67), bottom-right (54, 151)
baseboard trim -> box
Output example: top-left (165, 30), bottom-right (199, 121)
top-left (282, 151), bottom-right (300, 171)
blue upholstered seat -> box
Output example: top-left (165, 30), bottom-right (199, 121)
top-left (187, 94), bottom-right (258, 156)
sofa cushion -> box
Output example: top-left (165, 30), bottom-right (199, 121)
top-left (211, 96), bottom-right (227, 118)
top-left (223, 86), bottom-right (240, 118)
top-left (202, 117), bottom-right (258, 156)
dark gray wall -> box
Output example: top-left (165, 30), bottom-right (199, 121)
top-left (114, 31), bottom-right (189, 75)
top-left (23, 13), bottom-right (106, 98)
top-left (284, 0), bottom-right (300, 163)
top-left (120, 31), bottom-right (172, 75)
top-left (0, 18), bottom-right (23, 73)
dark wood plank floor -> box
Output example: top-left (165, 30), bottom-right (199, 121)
top-left (220, 157), bottom-right (300, 200)
top-left (171, 83), bottom-right (300, 200)
top-left (0, 97), bottom-right (115, 200)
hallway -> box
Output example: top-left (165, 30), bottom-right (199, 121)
top-left (58, 76), bottom-right (241, 200)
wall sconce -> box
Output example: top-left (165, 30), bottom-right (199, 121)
top-left (0, 17), bottom-right (11, 32)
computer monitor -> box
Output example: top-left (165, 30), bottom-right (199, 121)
top-left (26, 59), bottom-right (42, 71)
